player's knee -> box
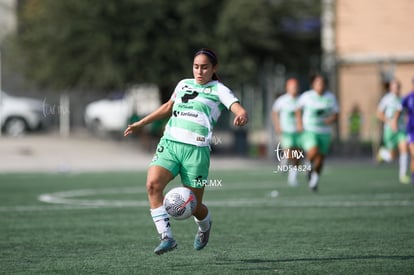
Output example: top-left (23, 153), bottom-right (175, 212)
top-left (146, 178), bottom-right (163, 195)
top-left (307, 147), bottom-right (319, 159)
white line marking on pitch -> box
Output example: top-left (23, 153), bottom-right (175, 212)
top-left (1, 188), bottom-right (412, 212)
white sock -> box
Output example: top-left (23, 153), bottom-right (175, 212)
top-left (194, 210), bottom-right (211, 232)
top-left (309, 172), bottom-right (319, 188)
top-left (150, 206), bottom-right (173, 239)
top-left (288, 169), bottom-right (298, 186)
top-left (399, 153), bottom-right (408, 178)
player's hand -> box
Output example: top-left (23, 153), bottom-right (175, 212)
top-left (390, 119), bottom-right (398, 132)
top-left (233, 114), bottom-right (248, 127)
top-left (123, 122), bottom-right (141, 136)
top-left (324, 117), bottom-right (332, 125)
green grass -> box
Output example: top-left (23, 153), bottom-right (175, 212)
top-left (1, 162), bottom-right (414, 274)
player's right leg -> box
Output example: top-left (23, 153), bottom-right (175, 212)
top-left (147, 165), bottom-right (177, 255)
top-left (147, 139), bottom-right (180, 255)
top-left (378, 129), bottom-right (395, 163)
top-left (282, 133), bottom-right (299, 186)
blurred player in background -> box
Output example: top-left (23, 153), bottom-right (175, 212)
top-left (124, 48), bottom-right (248, 254)
top-left (401, 77), bottom-right (414, 185)
top-left (348, 104), bottom-right (363, 156)
top-left (296, 74), bottom-right (339, 191)
top-left (377, 78), bottom-right (409, 184)
top-left (271, 78), bottom-right (302, 186)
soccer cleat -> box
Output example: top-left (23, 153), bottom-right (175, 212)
top-left (376, 150), bottom-right (383, 163)
top-left (309, 172), bottom-right (319, 192)
top-left (194, 221), bottom-right (212, 250)
top-left (399, 175), bottom-right (410, 184)
top-left (154, 237), bottom-right (177, 255)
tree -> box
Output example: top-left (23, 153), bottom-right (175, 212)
top-left (12, 0), bottom-right (320, 97)
top-left (14, 0), bottom-right (224, 94)
top-left (216, 0), bottom-right (321, 86)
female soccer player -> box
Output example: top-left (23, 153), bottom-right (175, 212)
top-left (377, 78), bottom-right (409, 184)
top-left (271, 78), bottom-right (302, 186)
top-left (296, 74), bottom-right (339, 191)
top-left (400, 78), bottom-right (414, 184)
top-left (124, 48), bottom-right (248, 254)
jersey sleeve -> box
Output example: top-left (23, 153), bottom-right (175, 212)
top-left (170, 80), bottom-right (186, 101)
top-left (377, 96), bottom-right (387, 112)
top-left (296, 92), bottom-right (308, 109)
top-left (272, 98), bottom-right (280, 112)
top-left (217, 84), bottom-right (239, 109)
top-left (331, 93), bottom-right (339, 113)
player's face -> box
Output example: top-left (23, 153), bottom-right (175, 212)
top-left (390, 80), bottom-right (400, 95)
top-left (312, 76), bottom-right (325, 94)
top-left (286, 81), bottom-right (299, 97)
top-left (193, 54), bottom-right (216, 85)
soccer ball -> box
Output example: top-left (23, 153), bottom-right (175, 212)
top-left (163, 187), bottom-right (197, 220)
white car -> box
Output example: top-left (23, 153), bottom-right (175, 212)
top-left (0, 91), bottom-right (47, 136)
top-left (84, 84), bottom-right (161, 137)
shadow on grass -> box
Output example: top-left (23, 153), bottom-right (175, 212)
top-left (241, 255), bottom-right (414, 263)
top-left (213, 255), bottom-right (414, 272)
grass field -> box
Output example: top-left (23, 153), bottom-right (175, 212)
top-left (1, 161), bottom-right (414, 274)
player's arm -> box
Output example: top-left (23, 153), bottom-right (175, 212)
top-left (376, 109), bottom-right (386, 123)
top-left (230, 102), bottom-right (248, 127)
top-left (325, 95), bottom-right (339, 125)
top-left (295, 108), bottom-right (304, 132)
top-left (325, 112), bottom-right (339, 125)
top-left (271, 110), bottom-right (281, 134)
top-left (124, 100), bottom-right (174, 136)
top-left (389, 110), bottom-right (400, 132)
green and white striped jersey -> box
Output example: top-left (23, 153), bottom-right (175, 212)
top-left (377, 92), bottom-right (404, 131)
top-left (164, 79), bottom-right (239, 147)
top-left (297, 90), bottom-right (339, 134)
top-left (272, 94), bottom-right (298, 133)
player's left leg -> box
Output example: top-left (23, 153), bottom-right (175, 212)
top-left (288, 147), bottom-right (301, 186)
top-left (282, 133), bottom-right (300, 186)
top-left (188, 186), bottom-right (212, 250)
top-left (408, 142), bottom-right (414, 185)
top-left (397, 133), bottom-right (409, 184)
top-left (308, 133), bottom-right (331, 192)
top-left (302, 131), bottom-right (319, 190)
top-left (181, 145), bottom-right (212, 250)
top-left (307, 149), bottom-right (323, 192)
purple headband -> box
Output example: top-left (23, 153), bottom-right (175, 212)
top-left (195, 49), bottom-right (218, 65)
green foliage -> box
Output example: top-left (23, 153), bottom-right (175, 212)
top-left (12, 0), bottom-right (320, 93)
top-left (216, 0), bottom-right (281, 84)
